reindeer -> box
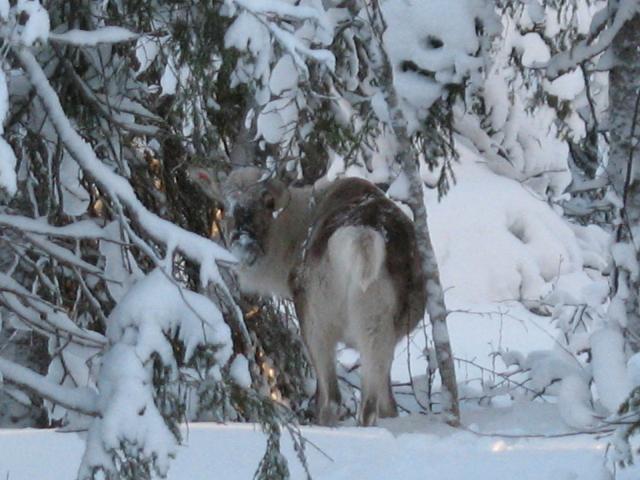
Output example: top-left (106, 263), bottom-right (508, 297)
top-left (189, 166), bottom-right (426, 426)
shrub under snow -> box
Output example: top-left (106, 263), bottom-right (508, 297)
top-left (79, 269), bottom-right (232, 478)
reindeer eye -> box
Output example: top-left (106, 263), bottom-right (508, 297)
top-left (263, 193), bottom-right (275, 210)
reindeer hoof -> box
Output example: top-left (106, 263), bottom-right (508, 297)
top-left (358, 397), bottom-right (379, 427)
top-left (317, 402), bottom-right (340, 427)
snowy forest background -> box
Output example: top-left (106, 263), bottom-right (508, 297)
top-left (2, 0), bottom-right (640, 478)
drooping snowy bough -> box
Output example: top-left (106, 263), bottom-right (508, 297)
top-left (0, 3), bottom-right (255, 479)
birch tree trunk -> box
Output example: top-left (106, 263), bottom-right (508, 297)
top-left (607, 11), bottom-right (640, 351)
top-left (371, 4), bottom-right (460, 424)
top-left (400, 145), bottom-right (460, 424)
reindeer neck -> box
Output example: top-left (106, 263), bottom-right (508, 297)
top-left (236, 184), bottom-right (320, 298)
top-left (268, 185), bottom-right (319, 269)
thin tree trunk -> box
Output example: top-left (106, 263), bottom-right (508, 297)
top-left (401, 147), bottom-right (460, 424)
top-left (607, 11), bottom-right (640, 351)
top-left (371, 3), bottom-right (460, 424)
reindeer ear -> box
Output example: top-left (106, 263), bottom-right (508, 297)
top-left (187, 166), bottom-right (224, 203)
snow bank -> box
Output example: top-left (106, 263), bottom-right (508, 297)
top-left (558, 374), bottom-right (597, 429)
top-left (2, 418), bottom-right (638, 480)
top-left (591, 328), bottom-right (632, 413)
top-left (425, 146), bottom-right (584, 305)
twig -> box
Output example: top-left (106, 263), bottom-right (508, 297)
top-left (460, 423), bottom-right (614, 439)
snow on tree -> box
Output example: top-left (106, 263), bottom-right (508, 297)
top-left (0, 19), bottom-right (235, 480)
top-left (4, 0), bottom-right (640, 477)
top-left (489, 0), bottom-right (640, 466)
top-left (0, 1), bottom-right (314, 478)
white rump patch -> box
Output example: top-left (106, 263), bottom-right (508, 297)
top-left (328, 226), bottom-right (386, 293)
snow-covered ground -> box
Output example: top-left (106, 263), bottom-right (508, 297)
top-left (1, 405), bottom-right (637, 480)
top-left (5, 302), bottom-right (634, 480)
top-left (1, 0), bottom-right (636, 478)
top-left (1, 147), bottom-right (634, 479)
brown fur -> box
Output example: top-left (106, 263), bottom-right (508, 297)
top-left (190, 166), bottom-right (426, 426)
top-left (300, 178), bottom-right (426, 340)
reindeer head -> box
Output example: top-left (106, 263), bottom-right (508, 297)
top-left (188, 166), bottom-right (289, 266)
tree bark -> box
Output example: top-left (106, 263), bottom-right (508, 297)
top-left (607, 11), bottom-right (640, 351)
top-left (401, 146), bottom-right (460, 424)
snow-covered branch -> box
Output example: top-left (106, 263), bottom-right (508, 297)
top-left (268, 23), bottom-right (335, 74)
top-left (0, 272), bottom-right (107, 349)
top-left (24, 233), bottom-right (106, 278)
top-left (78, 269), bottom-right (233, 478)
top-left (0, 357), bottom-right (99, 417)
top-left (15, 47), bottom-right (235, 286)
top-left (48, 27), bottom-right (138, 46)
top-left (0, 214), bottom-right (104, 238)
top-left (54, 49), bottom-right (160, 136)
top-left (233, 0), bottom-right (330, 27)
top-left (229, 0), bottom-right (335, 76)
top-left (546, 1), bottom-right (640, 78)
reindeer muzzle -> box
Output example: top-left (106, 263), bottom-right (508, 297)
top-left (229, 231), bottom-right (262, 266)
